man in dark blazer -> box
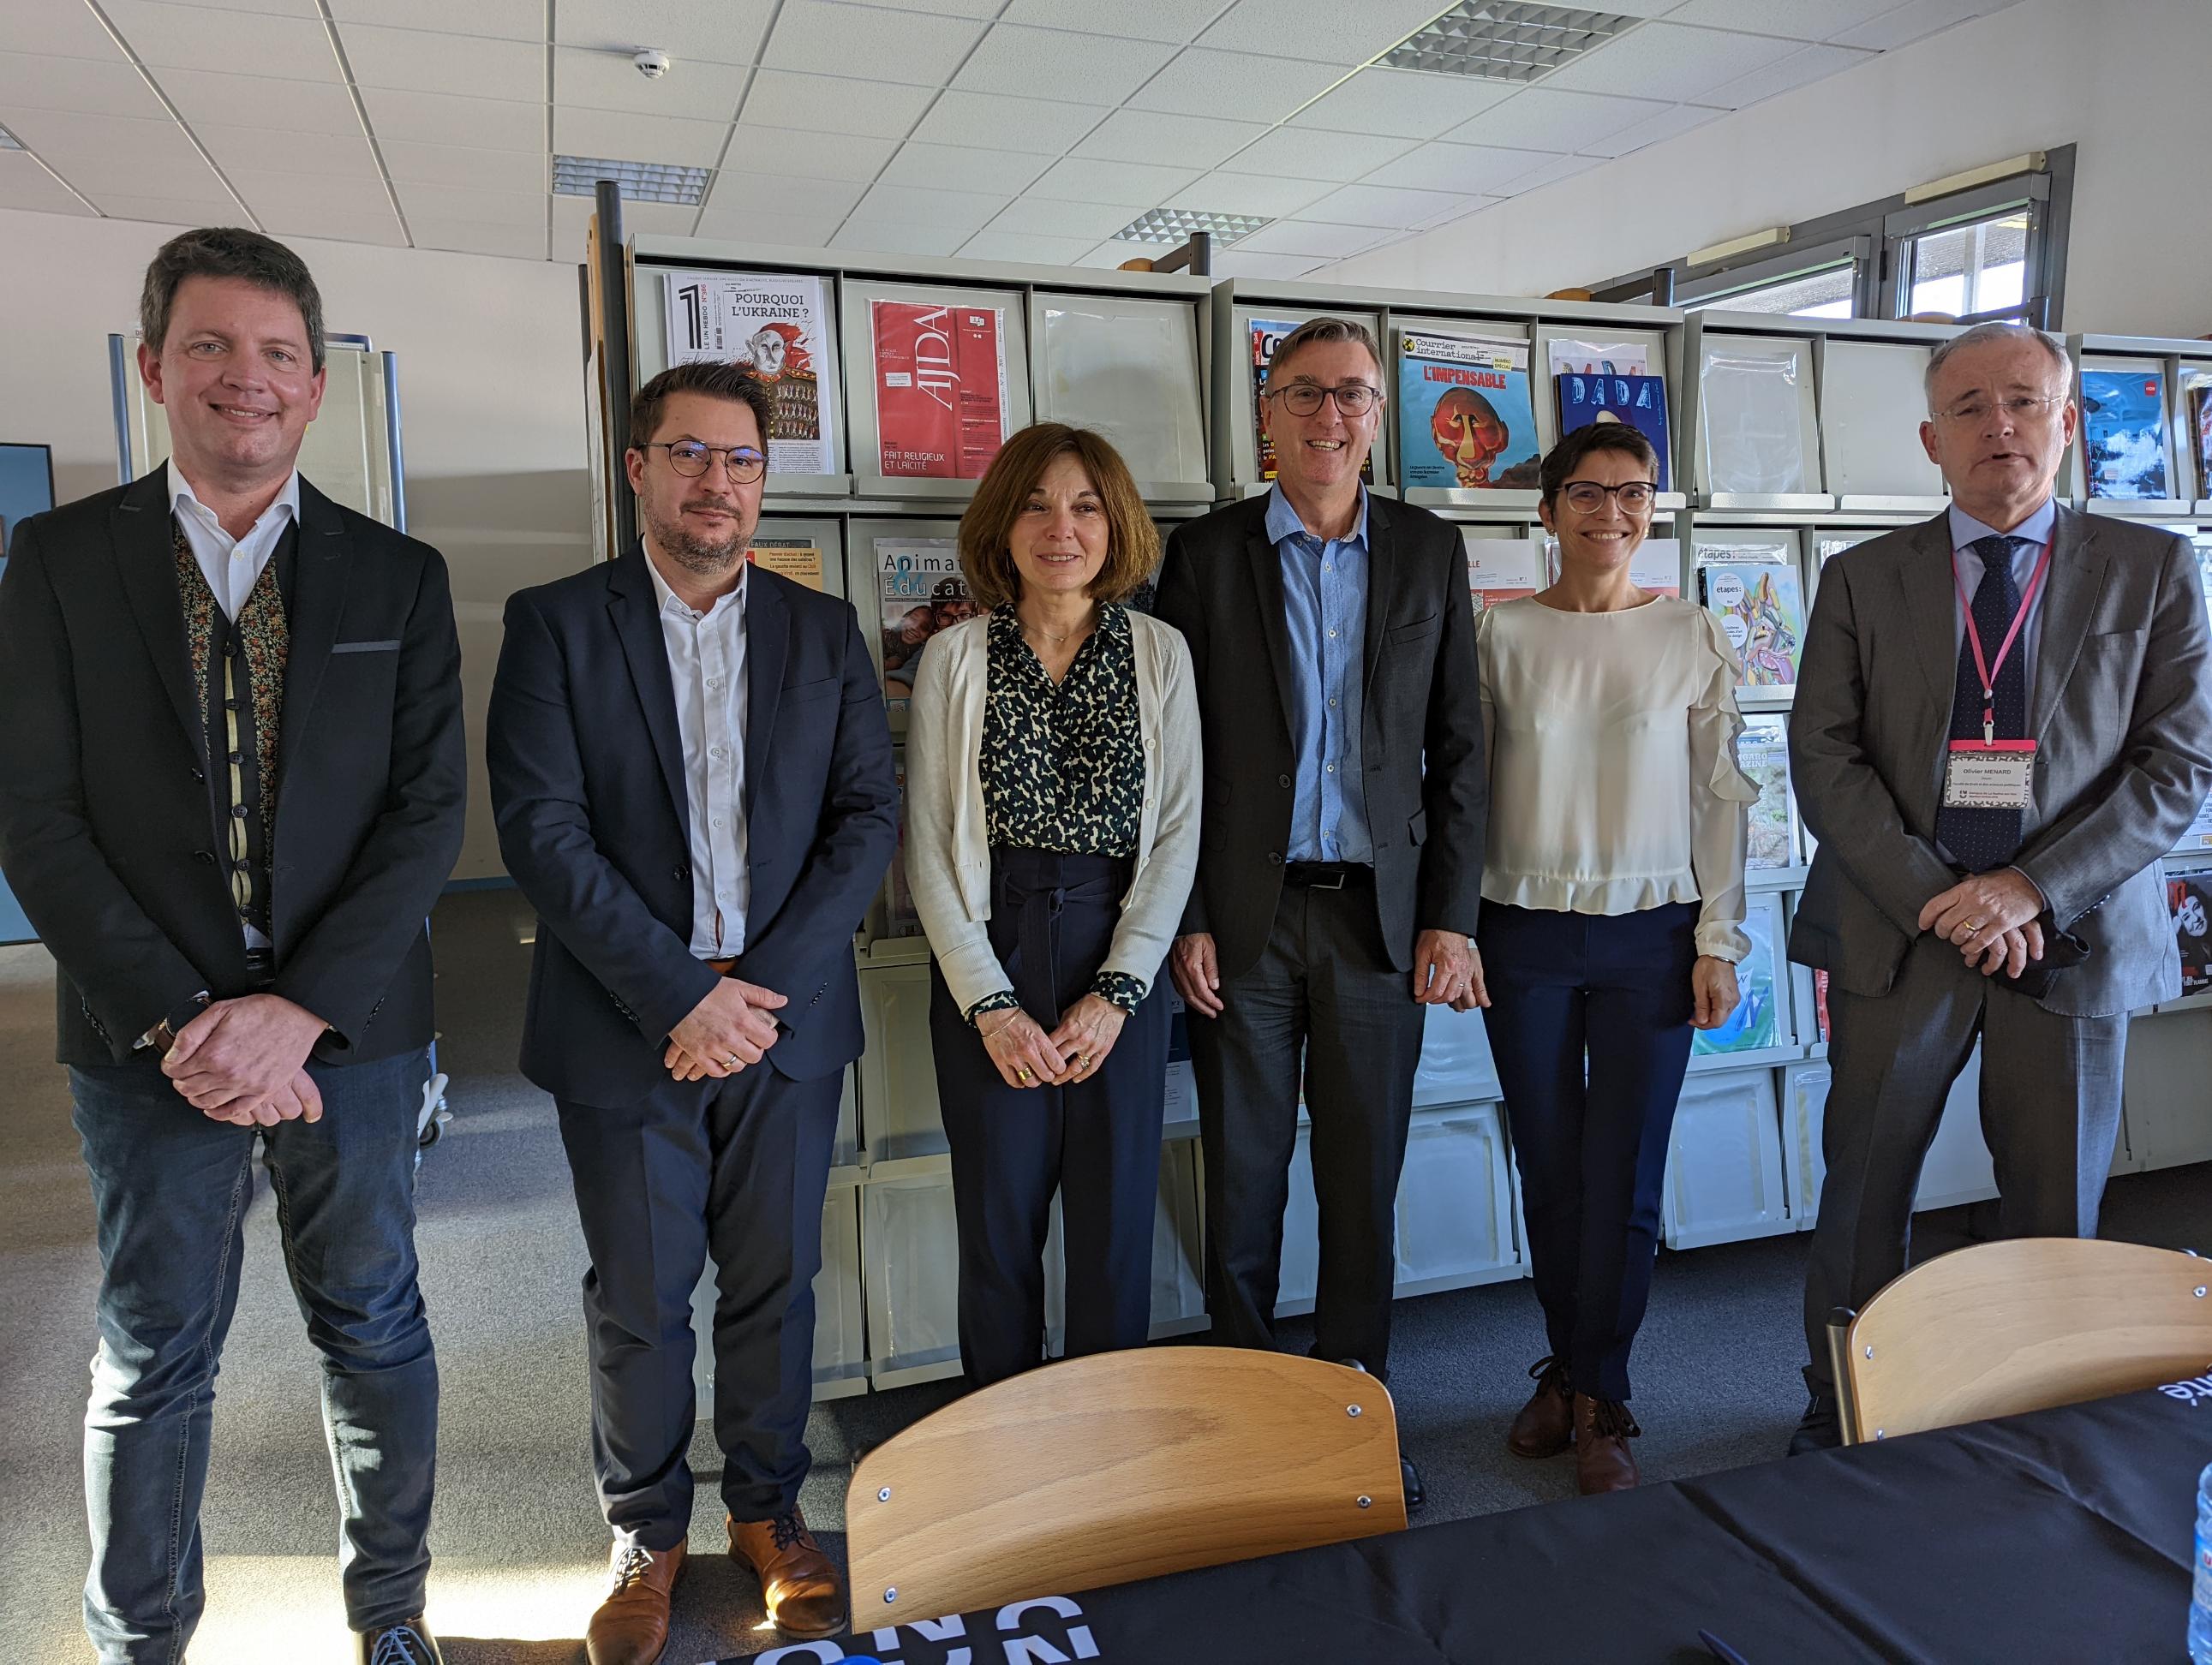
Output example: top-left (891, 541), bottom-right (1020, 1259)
top-left (1154, 317), bottom-right (1486, 1507)
top-left (1788, 323), bottom-right (2212, 1451)
top-left (0, 229), bottom-right (464, 1665)
top-left (488, 360), bottom-right (896, 1659)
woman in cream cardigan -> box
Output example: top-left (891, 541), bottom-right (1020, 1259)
top-left (905, 423), bottom-right (1201, 1388)
top-left (1474, 421), bottom-right (1755, 1495)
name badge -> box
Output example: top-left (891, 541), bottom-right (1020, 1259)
top-left (1944, 739), bottom-right (2036, 809)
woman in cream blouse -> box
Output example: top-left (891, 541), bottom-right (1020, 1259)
top-left (905, 423), bottom-right (1200, 1388)
top-left (1473, 421), bottom-right (1755, 1495)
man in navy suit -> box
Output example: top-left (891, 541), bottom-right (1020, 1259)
top-left (487, 361), bottom-right (896, 1661)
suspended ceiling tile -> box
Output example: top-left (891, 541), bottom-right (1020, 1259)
top-left (374, 137), bottom-right (547, 193)
top-left (394, 180), bottom-right (548, 229)
top-left (1124, 47), bottom-right (1347, 125)
top-left (1234, 217), bottom-right (1396, 259)
top-left (1174, 171), bottom-right (1336, 219)
top-left (1000, 0), bottom-right (1215, 42)
top-left (910, 89), bottom-right (1109, 155)
top-left (553, 106), bottom-right (732, 170)
top-left (830, 215), bottom-right (970, 258)
top-left (1288, 65), bottom-right (1519, 141)
top-left (1208, 248), bottom-right (1331, 279)
top-left (1697, 41), bottom-right (1873, 108)
top-left (702, 169), bottom-right (869, 220)
top-left (952, 23), bottom-right (1177, 105)
top-left (407, 215), bottom-right (549, 259)
top-left (1443, 87), bottom-right (1673, 155)
top-left (956, 228), bottom-right (1098, 265)
top-left (0, 49), bottom-right (168, 118)
top-left (89, 191), bottom-right (245, 225)
top-left (162, 69), bottom-right (372, 137)
top-left (1300, 181), bottom-right (1486, 230)
top-left (689, 205), bottom-right (847, 248)
top-left (226, 164), bottom-right (396, 220)
top-left (859, 0), bottom-right (1005, 15)
top-left (877, 140), bottom-right (1051, 196)
top-left (326, 0), bottom-right (545, 40)
top-left (1361, 139), bottom-right (1563, 196)
top-left (1665, 0), bottom-right (1898, 37)
top-left (7, 0), bottom-right (152, 60)
top-left (1222, 125), bottom-right (1417, 186)
top-left (0, 149), bottom-right (94, 215)
top-left (1538, 23), bottom-right (1804, 101)
top-left (338, 22), bottom-right (544, 101)
top-left (854, 181), bottom-right (1007, 236)
top-left (1194, 0), bottom-right (1471, 67)
top-left (549, 191), bottom-right (697, 242)
top-left (1831, 0), bottom-right (1998, 49)
top-left (1074, 110), bottom-right (1269, 172)
top-left (1491, 152), bottom-right (1605, 195)
top-left (726, 122), bottom-right (900, 183)
top-left (1027, 155), bottom-right (1203, 210)
top-left (1577, 100), bottom-right (1725, 158)
top-left (194, 122), bottom-right (384, 182)
top-left (99, 0), bottom-right (341, 80)
top-left (984, 195), bottom-right (1138, 240)
top-left (257, 204), bottom-right (409, 247)
top-left (739, 69), bottom-right (936, 140)
top-left (7, 110), bottom-right (225, 194)
top-left (763, 2), bottom-right (988, 88)
top-left (553, 45), bottom-right (750, 122)
top-left (358, 87), bottom-right (546, 152)
top-left (556, 0), bottom-right (775, 63)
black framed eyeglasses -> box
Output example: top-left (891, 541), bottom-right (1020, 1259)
top-left (643, 440), bottom-right (767, 482)
top-left (1268, 381), bottom-right (1382, 417)
top-left (1558, 480), bottom-right (1657, 513)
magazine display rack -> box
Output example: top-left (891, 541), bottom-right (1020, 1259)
top-left (586, 220), bottom-right (2212, 1403)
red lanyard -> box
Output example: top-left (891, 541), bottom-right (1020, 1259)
top-left (1950, 540), bottom-right (2053, 744)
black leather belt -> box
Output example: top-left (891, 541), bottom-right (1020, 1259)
top-left (1283, 862), bottom-right (1369, 890)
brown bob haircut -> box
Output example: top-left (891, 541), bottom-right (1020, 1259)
top-left (958, 423), bottom-right (1160, 608)
top-left (1538, 421), bottom-right (1661, 509)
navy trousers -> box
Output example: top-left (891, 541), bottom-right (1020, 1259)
top-left (929, 847), bottom-right (1169, 1389)
top-left (1479, 900), bottom-right (1699, 1402)
top-left (555, 1057), bottom-right (839, 1545)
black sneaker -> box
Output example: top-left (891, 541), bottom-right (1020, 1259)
top-left (1789, 1393), bottom-right (1842, 1456)
top-left (1400, 1455), bottom-right (1426, 1513)
top-left (357, 1617), bottom-right (445, 1665)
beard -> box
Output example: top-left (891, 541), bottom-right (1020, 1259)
top-left (644, 496), bottom-right (750, 574)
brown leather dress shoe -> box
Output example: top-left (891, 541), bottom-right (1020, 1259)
top-left (729, 1507), bottom-right (845, 1640)
top-left (1573, 1393), bottom-right (1641, 1495)
top-left (1505, 1355), bottom-right (1574, 1459)
top-left (586, 1539), bottom-right (685, 1665)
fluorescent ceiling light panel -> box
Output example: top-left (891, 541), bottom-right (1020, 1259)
top-left (1115, 206), bottom-right (1271, 246)
top-left (552, 153), bottom-right (712, 206)
top-left (1384, 3), bottom-right (1641, 84)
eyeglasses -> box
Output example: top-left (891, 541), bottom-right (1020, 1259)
top-left (1267, 381), bottom-right (1382, 417)
top-left (642, 440), bottom-right (767, 482)
top-left (1558, 480), bottom-right (1657, 513)
top-left (1933, 394), bottom-right (2066, 427)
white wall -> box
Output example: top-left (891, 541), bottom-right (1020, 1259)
top-left (0, 208), bottom-right (593, 879)
top-left (1330, 0), bottom-right (2212, 341)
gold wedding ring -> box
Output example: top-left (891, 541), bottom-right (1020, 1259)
top-left (1018, 1067), bottom-right (1032, 1082)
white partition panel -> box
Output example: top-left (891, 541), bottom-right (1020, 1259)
top-left (1663, 1067), bottom-right (1791, 1250)
top-left (1393, 1103), bottom-right (1519, 1294)
top-left (1781, 1061), bottom-right (1831, 1228)
top-left (1413, 1004), bottom-right (1502, 1107)
top-left (1152, 1137), bottom-right (1208, 1334)
top-left (696, 1179), bottom-right (868, 1409)
top-left (861, 1161), bottom-right (963, 1386)
top-left (2122, 1008), bottom-right (2212, 1171)
top-left (1274, 1125), bottom-right (1322, 1318)
top-left (858, 958), bottom-right (945, 1161)
top-left (1916, 1048), bottom-right (1998, 1210)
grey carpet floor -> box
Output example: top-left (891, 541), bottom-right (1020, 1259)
top-left (3, 889), bottom-right (2208, 1662)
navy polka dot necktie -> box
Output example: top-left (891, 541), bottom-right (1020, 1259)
top-left (1934, 534), bottom-right (2032, 871)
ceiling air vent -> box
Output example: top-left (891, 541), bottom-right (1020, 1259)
top-left (1383, 3), bottom-right (1641, 84)
top-left (553, 154), bottom-right (712, 206)
top-left (1115, 207), bottom-right (1272, 247)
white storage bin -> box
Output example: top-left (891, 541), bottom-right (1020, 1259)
top-left (1151, 1137), bottom-right (1208, 1334)
top-left (860, 1158), bottom-right (962, 1387)
top-left (693, 1179), bottom-right (868, 1408)
top-left (834, 1062), bottom-right (859, 1170)
top-left (1662, 1066), bottom-right (1791, 1250)
top-left (1412, 1004), bottom-right (1502, 1107)
top-left (1915, 1047), bottom-right (1997, 1210)
top-left (1781, 1061), bottom-right (1831, 1228)
top-left (1274, 1124), bottom-right (1322, 1318)
top-left (858, 958), bottom-right (945, 1161)
top-left (2122, 1008), bottom-right (2212, 1171)
top-left (1392, 1102), bottom-right (1519, 1294)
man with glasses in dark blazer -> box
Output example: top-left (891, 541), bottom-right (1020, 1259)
top-left (1153, 317), bottom-right (1486, 1509)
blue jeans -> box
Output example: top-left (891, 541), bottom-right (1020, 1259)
top-left (71, 1048), bottom-right (437, 1662)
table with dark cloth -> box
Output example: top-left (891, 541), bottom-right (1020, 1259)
top-left (724, 1378), bottom-right (2212, 1663)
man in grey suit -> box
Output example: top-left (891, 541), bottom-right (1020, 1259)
top-left (1787, 322), bottom-right (2212, 1451)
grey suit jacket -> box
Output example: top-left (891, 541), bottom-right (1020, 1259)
top-left (1788, 505), bottom-right (2212, 1018)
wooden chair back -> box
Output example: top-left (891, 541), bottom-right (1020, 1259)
top-left (845, 1346), bottom-right (1406, 1622)
top-left (1843, 1238), bottom-right (2212, 1442)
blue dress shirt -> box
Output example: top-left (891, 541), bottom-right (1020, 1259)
top-left (1265, 484), bottom-right (1374, 863)
top-left (1948, 496), bottom-right (2057, 702)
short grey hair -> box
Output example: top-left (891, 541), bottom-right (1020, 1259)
top-left (1923, 321), bottom-right (2072, 412)
top-left (1268, 316), bottom-right (1385, 388)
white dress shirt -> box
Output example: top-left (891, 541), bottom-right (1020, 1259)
top-left (170, 466), bottom-right (300, 620)
top-left (646, 548), bottom-right (751, 958)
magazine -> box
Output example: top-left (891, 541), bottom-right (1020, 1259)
top-left (2078, 367), bottom-right (2170, 500)
top-left (2169, 872), bottom-right (2212, 997)
top-left (1538, 534), bottom-right (1680, 596)
top-left (663, 269), bottom-right (838, 475)
top-left (876, 537), bottom-right (970, 710)
top-left (1698, 546), bottom-right (1803, 689)
top-left (884, 754), bottom-right (921, 938)
top-left (1545, 338), bottom-right (1652, 378)
top-left (2187, 377), bottom-right (2212, 497)
top-left (1463, 534), bottom-right (1545, 612)
top-left (1397, 329), bottom-right (1540, 491)
top-left (1693, 898), bottom-right (1781, 1056)
top-left (1553, 372), bottom-right (1671, 492)
top-left (2176, 791), bottom-right (2212, 857)
top-left (1250, 315), bottom-right (1376, 486)
top-left (1814, 532), bottom-right (1875, 569)
top-left (1812, 970), bottom-right (1832, 1043)
top-left (871, 299), bottom-right (1008, 480)
top-left (744, 536), bottom-right (825, 591)
top-left (1738, 713), bottom-right (1798, 870)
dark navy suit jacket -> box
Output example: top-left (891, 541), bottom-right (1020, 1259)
top-left (487, 546), bottom-right (897, 1107)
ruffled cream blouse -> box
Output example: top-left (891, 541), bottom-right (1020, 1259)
top-left (1475, 594), bottom-right (1756, 962)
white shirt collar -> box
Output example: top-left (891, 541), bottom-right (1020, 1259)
top-left (643, 540), bottom-right (747, 621)
top-left (170, 464), bottom-right (300, 543)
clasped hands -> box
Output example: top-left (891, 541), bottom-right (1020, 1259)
top-left (666, 975), bottom-right (788, 1083)
top-left (1917, 868), bottom-right (2045, 978)
top-left (160, 993), bottom-right (329, 1126)
top-left (977, 994), bottom-right (1127, 1090)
